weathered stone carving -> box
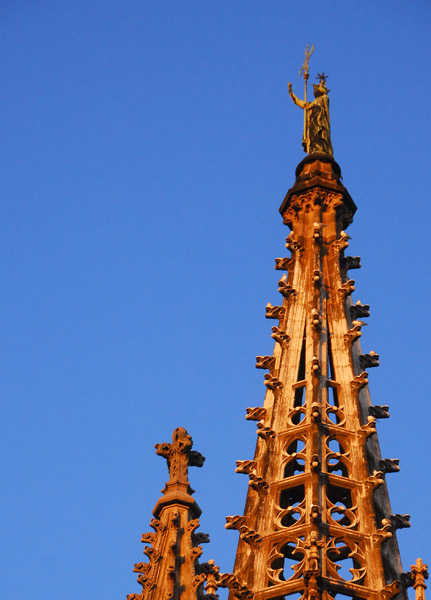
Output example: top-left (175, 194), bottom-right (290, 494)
top-left (350, 300), bottom-right (370, 318)
top-left (225, 515), bottom-right (246, 530)
top-left (285, 232), bottom-right (302, 252)
top-left (344, 324), bottom-right (362, 343)
top-left (275, 257), bottom-right (294, 271)
top-left (411, 558), bottom-right (429, 600)
top-left (255, 355), bottom-right (275, 370)
top-left (388, 513), bottom-right (411, 530)
top-left (338, 279), bottom-right (355, 297)
top-left (379, 458), bottom-right (400, 473)
top-left (239, 525), bottom-right (262, 545)
top-left (341, 255), bottom-right (361, 270)
top-left (278, 274), bottom-right (297, 298)
top-left (235, 460), bottom-right (257, 474)
top-left (369, 405), bottom-right (390, 419)
top-left (271, 325), bottom-right (290, 345)
top-left (265, 302), bottom-right (285, 320)
top-left (359, 351), bottom-right (380, 369)
top-left (264, 373), bottom-right (283, 390)
top-left (256, 422), bottom-right (276, 439)
top-left (245, 406), bottom-right (266, 421)
top-left (351, 371), bottom-right (369, 391)
top-left (331, 230), bottom-right (350, 252)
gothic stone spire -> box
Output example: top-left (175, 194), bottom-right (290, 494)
top-left (126, 427), bottom-right (217, 600)
top-left (226, 153), bottom-right (424, 600)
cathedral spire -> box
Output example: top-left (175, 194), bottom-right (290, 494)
top-left (126, 428), bottom-right (217, 600)
top-left (225, 65), bottom-right (425, 600)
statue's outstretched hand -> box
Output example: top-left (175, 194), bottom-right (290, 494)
top-left (288, 82), bottom-right (292, 93)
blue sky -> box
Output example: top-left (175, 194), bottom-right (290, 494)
top-left (1, 2), bottom-right (430, 598)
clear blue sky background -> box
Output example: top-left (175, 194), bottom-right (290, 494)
top-left (1, 2), bottom-right (430, 598)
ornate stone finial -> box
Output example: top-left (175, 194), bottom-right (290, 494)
top-left (153, 427), bottom-right (205, 517)
top-left (288, 47), bottom-right (333, 156)
top-left (412, 558), bottom-right (429, 600)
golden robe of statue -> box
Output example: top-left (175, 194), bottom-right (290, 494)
top-left (288, 79), bottom-right (333, 156)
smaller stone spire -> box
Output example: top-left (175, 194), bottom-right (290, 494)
top-left (411, 558), bottom-right (429, 600)
top-left (126, 427), bottom-right (217, 600)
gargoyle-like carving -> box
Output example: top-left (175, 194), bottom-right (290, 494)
top-left (278, 274), bottom-right (297, 299)
top-left (275, 257), bottom-right (294, 271)
top-left (338, 279), bottom-right (355, 297)
top-left (245, 406), bottom-right (266, 421)
top-left (359, 351), bottom-right (380, 369)
top-left (191, 531), bottom-right (210, 545)
top-left (331, 230), bottom-right (350, 252)
top-left (312, 356), bottom-right (321, 376)
top-left (257, 422), bottom-right (276, 440)
top-left (350, 300), bottom-right (370, 319)
top-left (264, 373), bottom-right (283, 391)
top-left (360, 416), bottom-right (376, 437)
top-left (249, 473), bottom-right (269, 491)
top-left (379, 458), bottom-right (400, 473)
top-left (217, 572), bottom-right (254, 600)
top-left (388, 513), bottom-right (411, 530)
top-left (351, 371), bottom-right (368, 391)
top-left (374, 519), bottom-right (393, 543)
top-left (265, 302), bottom-right (285, 320)
top-left (311, 309), bottom-right (321, 331)
top-left (225, 515), bottom-right (246, 530)
top-left (379, 581), bottom-right (402, 600)
top-left (344, 324), bottom-right (362, 343)
top-left (369, 405), bottom-right (390, 419)
top-left (271, 325), bottom-right (290, 345)
top-left (255, 355), bottom-right (275, 370)
top-left (365, 470), bottom-right (384, 489)
top-left (312, 269), bottom-right (322, 287)
top-left (235, 460), bottom-right (257, 474)
top-left (341, 255), bottom-right (361, 270)
top-left (239, 525), bottom-right (262, 545)
top-left (285, 232), bottom-right (302, 252)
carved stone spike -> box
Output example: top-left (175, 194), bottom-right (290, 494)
top-left (256, 422), bottom-right (276, 440)
top-left (264, 373), bottom-right (283, 390)
top-left (341, 255), bottom-right (361, 270)
top-left (338, 279), bottom-right (355, 297)
top-left (359, 351), bottom-right (380, 369)
top-left (245, 406), bottom-right (266, 421)
top-left (235, 460), bottom-right (257, 474)
top-left (271, 326), bottom-right (290, 345)
top-left (239, 525), bottom-right (262, 545)
top-left (285, 232), bottom-right (302, 252)
top-left (369, 405), bottom-right (390, 419)
top-left (344, 324), bottom-right (362, 343)
top-left (275, 257), bottom-right (293, 271)
top-left (380, 458), bottom-right (400, 473)
top-left (389, 513), bottom-right (411, 530)
top-left (278, 275), bottom-right (296, 299)
top-left (255, 355), bottom-right (276, 370)
top-left (351, 371), bottom-right (369, 391)
top-left (365, 470), bottom-right (385, 489)
top-left (225, 515), bottom-right (246, 530)
top-left (350, 300), bottom-right (370, 318)
top-left (311, 308), bottom-right (321, 331)
top-left (265, 302), bottom-right (285, 320)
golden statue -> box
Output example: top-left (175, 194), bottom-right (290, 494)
top-left (288, 46), bottom-right (333, 156)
